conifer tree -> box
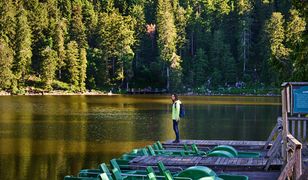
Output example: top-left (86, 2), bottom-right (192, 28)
top-left (156, 0), bottom-right (180, 90)
top-left (41, 47), bottom-right (58, 90)
top-left (70, 0), bottom-right (87, 48)
top-left (193, 48), bottom-right (209, 87)
top-left (66, 41), bottom-right (80, 89)
top-left (59, 0), bottom-right (72, 22)
top-left (285, 9), bottom-right (306, 81)
top-left (14, 8), bottom-right (32, 84)
top-left (79, 48), bottom-right (87, 92)
top-left (265, 12), bottom-right (291, 80)
top-left (0, 39), bottom-right (14, 90)
top-left (54, 18), bottom-right (67, 79)
top-left (0, 0), bottom-right (16, 47)
top-left (97, 9), bottom-right (135, 85)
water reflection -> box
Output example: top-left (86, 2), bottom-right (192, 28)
top-left (0, 95), bottom-right (281, 180)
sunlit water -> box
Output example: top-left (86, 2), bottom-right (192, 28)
top-left (0, 95), bottom-right (281, 180)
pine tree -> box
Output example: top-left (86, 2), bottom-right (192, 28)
top-left (285, 9), bottom-right (306, 81)
top-left (265, 12), bottom-right (291, 81)
top-left (41, 47), bottom-right (58, 90)
top-left (156, 0), bottom-right (180, 90)
top-left (0, 39), bottom-right (14, 90)
top-left (97, 9), bottom-right (135, 85)
top-left (223, 45), bottom-right (237, 84)
top-left (58, 0), bottom-right (72, 22)
top-left (87, 48), bottom-right (109, 88)
top-left (236, 0), bottom-right (252, 75)
top-left (14, 8), bottom-right (32, 84)
top-left (82, 0), bottom-right (98, 37)
top-left (54, 18), bottom-right (67, 79)
top-left (79, 48), bottom-right (87, 92)
top-left (26, 1), bottom-right (49, 73)
top-left (70, 0), bottom-right (87, 48)
top-left (174, 5), bottom-right (188, 56)
top-left (0, 0), bottom-right (16, 47)
top-left (193, 48), bottom-right (209, 87)
top-left (66, 41), bottom-right (80, 89)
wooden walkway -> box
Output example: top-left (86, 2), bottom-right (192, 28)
top-left (129, 156), bottom-right (282, 180)
top-left (163, 140), bottom-right (271, 150)
top-left (130, 156), bottom-right (282, 171)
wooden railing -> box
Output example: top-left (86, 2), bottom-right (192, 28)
top-left (264, 117), bottom-right (282, 170)
top-left (288, 117), bottom-right (308, 144)
top-left (278, 134), bottom-right (302, 180)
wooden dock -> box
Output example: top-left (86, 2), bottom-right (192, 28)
top-left (130, 156), bottom-right (283, 171)
top-left (127, 139), bottom-right (283, 180)
top-left (163, 140), bottom-right (271, 150)
top-left (129, 155), bottom-right (282, 180)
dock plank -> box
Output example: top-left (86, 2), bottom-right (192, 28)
top-left (129, 156), bottom-right (283, 171)
top-left (163, 139), bottom-right (270, 150)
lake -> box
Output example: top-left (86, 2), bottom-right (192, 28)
top-left (0, 95), bottom-right (281, 180)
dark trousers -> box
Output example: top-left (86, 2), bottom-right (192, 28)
top-left (173, 120), bottom-right (180, 141)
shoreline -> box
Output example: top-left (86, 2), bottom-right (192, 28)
top-left (0, 90), bottom-right (110, 96)
top-left (0, 91), bottom-right (280, 97)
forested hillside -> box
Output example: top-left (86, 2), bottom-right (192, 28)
top-left (0, 0), bottom-right (306, 93)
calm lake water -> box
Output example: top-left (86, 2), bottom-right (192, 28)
top-left (0, 95), bottom-right (281, 180)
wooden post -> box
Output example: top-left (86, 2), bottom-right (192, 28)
top-left (281, 88), bottom-right (288, 161)
top-left (294, 145), bottom-right (302, 179)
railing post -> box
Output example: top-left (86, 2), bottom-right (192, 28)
top-left (281, 88), bottom-right (288, 162)
top-left (294, 144), bottom-right (302, 179)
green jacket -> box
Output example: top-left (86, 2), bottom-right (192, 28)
top-left (172, 100), bottom-right (181, 120)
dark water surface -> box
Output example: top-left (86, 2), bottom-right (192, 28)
top-left (0, 95), bottom-right (281, 180)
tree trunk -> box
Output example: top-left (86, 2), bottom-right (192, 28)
top-left (58, 69), bottom-right (62, 79)
top-left (191, 31), bottom-right (194, 56)
top-left (166, 66), bottom-right (170, 91)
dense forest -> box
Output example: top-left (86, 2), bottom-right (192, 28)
top-left (0, 0), bottom-right (306, 93)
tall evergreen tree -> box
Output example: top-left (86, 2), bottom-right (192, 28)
top-left (193, 48), bottom-right (209, 87)
top-left (87, 48), bottom-right (109, 89)
top-left (96, 9), bottom-right (135, 86)
top-left (26, 1), bottom-right (49, 73)
top-left (0, 39), bottom-right (14, 90)
top-left (79, 48), bottom-right (87, 92)
top-left (41, 47), bottom-right (58, 90)
top-left (156, 0), bottom-right (180, 90)
top-left (0, 0), bottom-right (16, 47)
top-left (236, 0), bottom-right (252, 75)
top-left (223, 45), bottom-right (237, 84)
top-left (285, 9), bottom-right (306, 81)
top-left (58, 0), bottom-right (72, 23)
top-left (14, 8), bottom-right (32, 84)
top-left (70, 0), bottom-right (87, 48)
top-left (54, 18), bottom-right (67, 79)
top-left (66, 41), bottom-right (80, 89)
top-left (82, 0), bottom-right (98, 37)
top-left (265, 12), bottom-right (291, 81)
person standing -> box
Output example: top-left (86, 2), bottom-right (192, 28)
top-left (171, 94), bottom-right (181, 143)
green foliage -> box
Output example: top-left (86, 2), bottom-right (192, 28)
top-left (79, 48), bottom-right (87, 92)
top-left (0, 0), bottom-right (306, 93)
top-left (156, 0), bottom-right (177, 63)
top-left (14, 8), bottom-right (32, 84)
top-left (97, 8), bottom-right (135, 85)
top-left (66, 41), bottom-right (80, 89)
top-left (70, 0), bottom-right (87, 48)
top-left (286, 9), bottom-right (306, 81)
top-left (41, 47), bottom-right (58, 90)
top-left (266, 10), bottom-right (306, 81)
top-left (54, 18), bottom-right (67, 79)
top-left (193, 48), bottom-right (209, 87)
top-left (0, 39), bottom-right (14, 90)
top-left (0, 0), bottom-right (16, 47)
top-left (52, 80), bottom-right (70, 90)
